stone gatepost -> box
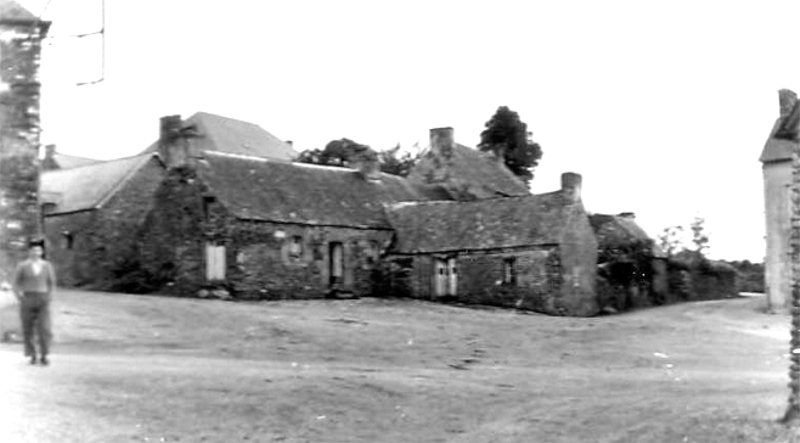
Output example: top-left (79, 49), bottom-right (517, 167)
top-left (0, 1), bottom-right (50, 283)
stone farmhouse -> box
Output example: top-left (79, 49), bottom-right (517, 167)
top-left (40, 112), bottom-right (604, 316)
top-left (385, 174), bottom-right (598, 317)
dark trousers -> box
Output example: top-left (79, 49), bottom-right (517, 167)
top-left (19, 292), bottom-right (51, 358)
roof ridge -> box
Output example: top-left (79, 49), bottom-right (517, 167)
top-left (42, 152), bottom-right (152, 174)
top-left (204, 150), bottom-right (273, 162)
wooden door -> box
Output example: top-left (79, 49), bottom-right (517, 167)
top-left (434, 259), bottom-right (447, 296)
top-left (329, 242), bottom-right (343, 286)
top-left (447, 258), bottom-right (457, 295)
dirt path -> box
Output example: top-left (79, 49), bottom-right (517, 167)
top-left (0, 291), bottom-right (795, 442)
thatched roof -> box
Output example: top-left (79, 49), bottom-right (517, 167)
top-left (589, 213), bottom-right (665, 258)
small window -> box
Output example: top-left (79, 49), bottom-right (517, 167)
top-left (61, 231), bottom-right (74, 250)
top-left (503, 258), bottom-right (516, 285)
top-left (365, 241), bottom-right (380, 265)
top-left (288, 236), bottom-right (303, 261)
top-left (202, 196), bottom-right (216, 221)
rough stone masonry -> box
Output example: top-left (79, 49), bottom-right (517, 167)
top-left (0, 1), bottom-right (50, 283)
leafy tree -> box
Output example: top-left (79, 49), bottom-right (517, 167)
top-left (478, 106), bottom-right (543, 185)
top-left (657, 225), bottom-right (685, 257)
top-left (296, 138), bottom-right (369, 167)
top-left (297, 139), bottom-right (419, 177)
top-left (377, 143), bottom-right (420, 177)
top-left (689, 216), bottom-right (710, 255)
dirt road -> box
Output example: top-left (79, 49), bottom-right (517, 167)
top-left (0, 290), bottom-right (794, 442)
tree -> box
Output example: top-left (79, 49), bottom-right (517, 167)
top-left (689, 217), bottom-right (710, 255)
top-left (657, 225), bottom-right (684, 258)
top-left (295, 138), bottom-right (368, 167)
top-left (478, 106), bottom-right (543, 185)
top-left (377, 143), bottom-right (420, 177)
top-left (297, 139), bottom-right (419, 177)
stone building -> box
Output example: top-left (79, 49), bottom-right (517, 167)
top-left (138, 115), bottom-right (420, 299)
top-left (385, 173), bottom-right (598, 317)
top-left (761, 88), bottom-right (799, 310)
top-left (0, 0), bottom-right (50, 282)
top-left (39, 112), bottom-right (297, 290)
top-left (40, 153), bottom-right (163, 288)
top-left (407, 127), bottom-right (530, 201)
top-left (41, 112), bottom-right (604, 316)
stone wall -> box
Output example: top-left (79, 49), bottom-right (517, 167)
top-left (387, 246), bottom-right (567, 314)
top-left (140, 167), bottom-right (392, 299)
top-left (763, 159), bottom-right (792, 310)
top-left (557, 199), bottom-right (599, 316)
top-left (42, 157), bottom-right (164, 289)
top-left (0, 12), bottom-right (49, 281)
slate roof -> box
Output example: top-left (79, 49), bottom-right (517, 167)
top-left (0, 0), bottom-right (37, 21)
top-left (386, 192), bottom-right (573, 254)
top-left (40, 154), bottom-right (156, 214)
top-left (143, 112), bottom-right (297, 161)
top-left (196, 152), bottom-right (422, 229)
top-left (761, 117), bottom-right (796, 163)
top-left (407, 143), bottom-right (530, 198)
top-left (589, 213), bottom-right (665, 258)
top-left (51, 153), bottom-right (100, 169)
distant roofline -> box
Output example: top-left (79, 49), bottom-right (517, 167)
top-left (42, 152), bottom-right (156, 174)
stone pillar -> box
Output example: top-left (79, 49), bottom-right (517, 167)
top-left (784, 137), bottom-right (800, 422)
top-left (0, 2), bottom-right (51, 283)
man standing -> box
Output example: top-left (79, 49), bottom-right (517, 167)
top-left (12, 240), bottom-right (56, 366)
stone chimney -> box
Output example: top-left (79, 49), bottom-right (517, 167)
top-left (158, 115), bottom-right (198, 169)
top-left (780, 89), bottom-right (798, 118)
top-left (561, 172), bottom-right (582, 202)
top-left (430, 127), bottom-right (455, 159)
top-left (346, 146), bottom-right (381, 181)
top-left (41, 144), bottom-right (59, 170)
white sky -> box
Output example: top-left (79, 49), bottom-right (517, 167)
top-left (18, 0), bottom-right (800, 262)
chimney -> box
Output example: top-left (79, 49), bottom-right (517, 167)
top-left (780, 89), bottom-right (797, 118)
top-left (44, 144), bottom-right (56, 159)
top-left (158, 115), bottom-right (199, 169)
top-left (347, 147), bottom-right (381, 181)
top-left (285, 140), bottom-right (293, 148)
top-left (561, 172), bottom-right (582, 202)
top-left (429, 127), bottom-right (455, 158)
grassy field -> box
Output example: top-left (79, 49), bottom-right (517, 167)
top-left (0, 290), bottom-right (798, 443)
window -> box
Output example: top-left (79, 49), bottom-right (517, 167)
top-left (365, 241), bottom-right (380, 265)
top-left (288, 236), bottom-right (304, 261)
top-left (205, 243), bottom-right (226, 281)
top-left (503, 257), bottom-right (516, 285)
top-left (61, 231), bottom-right (74, 250)
top-left (202, 196), bottom-right (216, 221)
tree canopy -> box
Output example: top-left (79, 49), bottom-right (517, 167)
top-left (296, 139), bottom-right (419, 177)
top-left (478, 106), bottom-right (543, 184)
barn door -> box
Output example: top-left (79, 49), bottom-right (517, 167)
top-left (329, 242), bottom-right (343, 286)
top-left (447, 258), bottom-right (457, 295)
top-left (434, 259), bottom-right (447, 296)
top-left (205, 243), bottom-right (226, 281)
